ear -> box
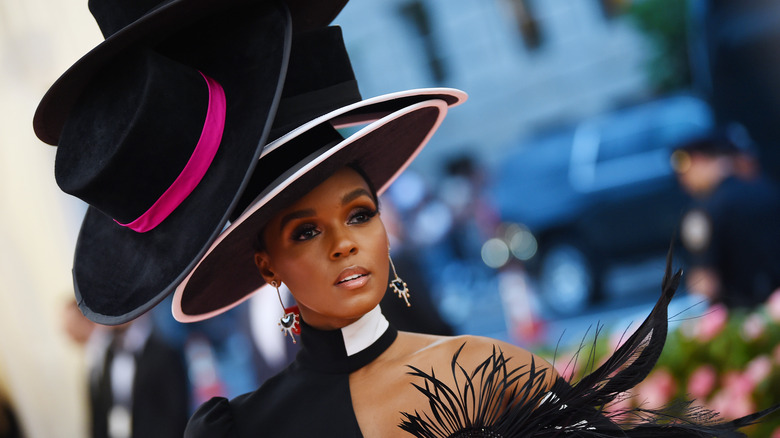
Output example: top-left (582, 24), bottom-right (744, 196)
top-left (254, 252), bottom-right (278, 285)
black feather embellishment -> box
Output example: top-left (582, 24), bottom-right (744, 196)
top-left (399, 246), bottom-right (779, 437)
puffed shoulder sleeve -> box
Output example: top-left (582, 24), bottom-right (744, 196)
top-left (184, 397), bottom-right (235, 438)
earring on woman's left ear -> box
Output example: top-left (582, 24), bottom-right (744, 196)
top-left (388, 250), bottom-right (411, 307)
top-left (272, 280), bottom-right (300, 343)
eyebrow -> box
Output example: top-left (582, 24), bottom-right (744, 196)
top-left (278, 209), bottom-right (315, 232)
top-left (277, 188), bottom-right (374, 232)
top-left (342, 188), bottom-right (373, 205)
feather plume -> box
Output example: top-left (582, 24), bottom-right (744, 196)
top-left (399, 246), bottom-right (778, 437)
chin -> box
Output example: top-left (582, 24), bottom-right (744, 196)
top-left (339, 289), bottom-right (385, 319)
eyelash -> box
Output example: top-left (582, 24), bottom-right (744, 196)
top-left (290, 207), bottom-right (378, 242)
top-left (348, 207), bottom-right (378, 225)
top-left (291, 224), bottom-right (319, 242)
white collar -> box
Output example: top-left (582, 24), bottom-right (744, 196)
top-left (340, 305), bottom-right (389, 356)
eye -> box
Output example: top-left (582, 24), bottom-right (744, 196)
top-left (291, 224), bottom-right (320, 241)
top-left (348, 207), bottom-right (378, 225)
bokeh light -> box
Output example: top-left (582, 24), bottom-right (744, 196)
top-left (481, 238), bottom-right (510, 269)
top-left (507, 224), bottom-right (538, 261)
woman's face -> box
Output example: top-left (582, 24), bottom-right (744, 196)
top-left (255, 167), bottom-right (389, 330)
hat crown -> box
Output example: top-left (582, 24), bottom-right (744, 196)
top-left (85, 0), bottom-right (352, 40)
top-left (88, 0), bottom-right (168, 38)
top-left (55, 49), bottom-right (214, 225)
top-left (270, 25), bottom-right (361, 138)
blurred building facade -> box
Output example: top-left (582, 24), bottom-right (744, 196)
top-left (336, 0), bottom-right (654, 175)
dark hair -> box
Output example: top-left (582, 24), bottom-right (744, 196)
top-left (253, 162), bottom-right (379, 252)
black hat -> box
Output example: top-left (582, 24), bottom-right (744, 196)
top-left (48, 1), bottom-right (292, 325)
top-left (172, 97), bottom-right (464, 322)
top-left (33, 0), bottom-right (349, 146)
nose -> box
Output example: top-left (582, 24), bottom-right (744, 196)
top-left (330, 228), bottom-right (358, 260)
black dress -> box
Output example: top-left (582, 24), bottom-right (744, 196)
top-left (185, 306), bottom-right (397, 437)
top-left (186, 254), bottom-right (775, 437)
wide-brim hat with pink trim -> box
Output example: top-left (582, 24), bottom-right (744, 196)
top-left (38, 0), bottom-right (465, 325)
top-left (172, 95), bottom-right (465, 323)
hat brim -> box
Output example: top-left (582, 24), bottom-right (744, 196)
top-left (71, 2), bottom-right (291, 325)
top-left (289, 87), bottom-right (464, 134)
top-left (230, 87), bottom-right (466, 218)
top-left (173, 99), bottom-right (450, 322)
top-left (33, 0), bottom-right (350, 146)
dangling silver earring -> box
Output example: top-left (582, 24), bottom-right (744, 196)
top-left (388, 250), bottom-right (411, 307)
top-left (273, 281), bottom-right (299, 344)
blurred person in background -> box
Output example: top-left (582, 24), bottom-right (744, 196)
top-left (673, 125), bottom-right (780, 308)
top-left (0, 390), bottom-right (22, 438)
top-left (438, 154), bottom-right (499, 264)
top-left (378, 190), bottom-right (454, 336)
top-left (62, 299), bottom-right (190, 438)
top-left (151, 297), bottom-right (284, 411)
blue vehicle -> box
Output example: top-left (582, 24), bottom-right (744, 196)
top-left (489, 94), bottom-right (714, 315)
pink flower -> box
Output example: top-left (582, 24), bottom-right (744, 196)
top-left (687, 364), bottom-right (717, 400)
top-left (741, 313), bottom-right (766, 341)
top-left (711, 371), bottom-right (758, 419)
top-left (709, 389), bottom-right (730, 417)
top-left (709, 387), bottom-right (756, 420)
top-left (607, 390), bottom-right (637, 423)
top-left (696, 304), bottom-right (729, 342)
top-left (722, 371), bottom-right (755, 397)
top-left (636, 369), bottom-right (676, 409)
top-left (728, 394), bottom-right (757, 419)
top-left (772, 425), bottom-right (780, 438)
top-left (744, 355), bottom-right (772, 385)
top-left (767, 288), bottom-right (780, 322)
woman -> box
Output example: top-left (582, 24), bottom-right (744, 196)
top-left (206, 165), bottom-right (556, 436)
top-left (174, 97), bottom-right (771, 436)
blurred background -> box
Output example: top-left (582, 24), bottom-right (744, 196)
top-left (2, 0), bottom-right (780, 436)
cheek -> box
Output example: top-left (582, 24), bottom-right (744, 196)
top-left (262, 239), bottom-right (317, 284)
top-left (274, 249), bottom-right (323, 281)
top-left (369, 221), bottom-right (389, 252)
top-left (369, 224), bottom-right (390, 278)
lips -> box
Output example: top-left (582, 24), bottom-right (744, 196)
top-left (338, 273), bottom-right (366, 283)
top-left (335, 266), bottom-right (370, 288)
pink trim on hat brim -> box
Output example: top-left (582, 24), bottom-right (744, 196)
top-left (171, 99), bottom-right (450, 323)
top-left (115, 72), bottom-right (226, 233)
top-left (263, 87), bottom-right (467, 157)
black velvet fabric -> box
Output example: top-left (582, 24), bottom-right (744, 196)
top-left (184, 318), bottom-right (398, 437)
top-left (34, 0), bottom-right (349, 145)
top-left (284, 0), bottom-right (348, 32)
top-left (57, 49), bottom-right (207, 221)
top-left (268, 25), bottom-right (363, 142)
top-left (88, 0), bottom-right (163, 38)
